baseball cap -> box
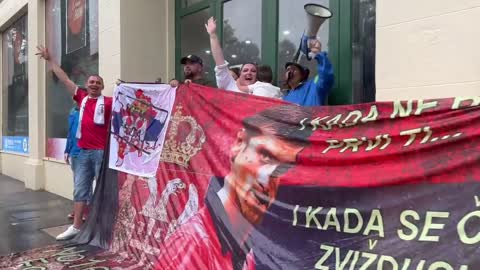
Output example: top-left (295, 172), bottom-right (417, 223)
top-left (285, 62), bottom-right (310, 81)
top-left (180, 54), bottom-right (203, 66)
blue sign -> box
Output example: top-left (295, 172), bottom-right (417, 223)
top-left (2, 136), bottom-right (29, 154)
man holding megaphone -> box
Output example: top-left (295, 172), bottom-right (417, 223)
top-left (282, 3), bottom-right (335, 107)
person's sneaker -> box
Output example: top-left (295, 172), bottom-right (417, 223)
top-left (67, 212), bottom-right (74, 219)
top-left (56, 225), bottom-right (80, 241)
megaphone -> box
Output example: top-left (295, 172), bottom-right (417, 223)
top-left (293, 4), bottom-right (332, 63)
top-left (304, 4), bottom-right (332, 37)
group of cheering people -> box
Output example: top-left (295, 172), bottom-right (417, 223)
top-left (33, 16), bottom-right (334, 241)
top-left (170, 17), bottom-right (334, 107)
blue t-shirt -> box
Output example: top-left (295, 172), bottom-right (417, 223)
top-left (64, 107), bottom-right (81, 157)
top-left (283, 52), bottom-right (334, 106)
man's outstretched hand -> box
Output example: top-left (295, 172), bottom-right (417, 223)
top-left (308, 39), bottom-right (322, 54)
top-left (35, 45), bottom-right (76, 95)
top-left (205, 17), bottom-right (217, 36)
top-left (35, 45), bottom-right (50, 61)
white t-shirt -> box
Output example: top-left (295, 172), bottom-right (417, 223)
top-left (214, 62), bottom-right (242, 93)
top-left (247, 82), bottom-right (282, 99)
top-left (214, 62), bottom-right (281, 98)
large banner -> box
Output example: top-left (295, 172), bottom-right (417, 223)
top-left (1, 84), bottom-right (479, 270)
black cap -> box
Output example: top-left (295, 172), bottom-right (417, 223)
top-left (285, 62), bottom-right (310, 81)
top-left (180, 54), bottom-right (203, 66)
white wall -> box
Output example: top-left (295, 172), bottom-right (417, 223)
top-left (0, 0), bottom-right (28, 30)
top-left (44, 160), bottom-right (73, 199)
top-left (98, 0), bottom-right (121, 96)
top-left (376, 0), bottom-right (480, 100)
top-left (0, 154), bottom-right (28, 182)
top-left (119, 0), bottom-right (175, 83)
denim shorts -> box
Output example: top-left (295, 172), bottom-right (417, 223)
top-left (73, 149), bottom-right (103, 202)
top-left (71, 155), bottom-right (91, 203)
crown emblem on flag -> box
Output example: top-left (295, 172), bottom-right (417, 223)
top-left (160, 106), bottom-right (206, 167)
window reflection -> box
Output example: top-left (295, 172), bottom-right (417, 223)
top-left (352, 0), bottom-right (376, 103)
top-left (2, 16), bottom-right (29, 137)
top-left (223, 0), bottom-right (262, 67)
top-left (45, 0), bottom-right (99, 138)
top-left (277, 0), bottom-right (330, 85)
top-left (180, 8), bottom-right (212, 78)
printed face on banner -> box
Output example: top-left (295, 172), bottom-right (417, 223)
top-left (230, 130), bottom-right (303, 224)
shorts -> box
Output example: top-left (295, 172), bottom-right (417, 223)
top-left (73, 149), bottom-right (103, 202)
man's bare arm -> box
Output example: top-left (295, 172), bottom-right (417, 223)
top-left (36, 45), bottom-right (77, 96)
top-left (205, 17), bottom-right (226, 66)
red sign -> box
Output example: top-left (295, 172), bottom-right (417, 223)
top-left (68, 0), bottom-right (86, 35)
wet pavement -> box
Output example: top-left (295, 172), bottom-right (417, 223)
top-left (0, 174), bottom-right (73, 256)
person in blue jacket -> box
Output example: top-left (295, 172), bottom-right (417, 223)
top-left (283, 39), bottom-right (334, 106)
top-left (64, 104), bottom-right (85, 219)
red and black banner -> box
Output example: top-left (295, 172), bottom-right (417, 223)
top-left (1, 84), bottom-right (479, 270)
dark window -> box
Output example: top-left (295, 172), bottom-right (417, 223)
top-left (277, 0), bottom-right (330, 84)
top-left (2, 15), bottom-right (28, 137)
top-left (45, 0), bottom-right (99, 138)
top-left (222, 0), bottom-right (262, 67)
top-left (180, 8), bottom-right (212, 79)
top-left (176, 0), bottom-right (377, 104)
top-left (352, 0), bottom-right (376, 103)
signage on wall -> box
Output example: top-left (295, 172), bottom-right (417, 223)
top-left (65, 0), bottom-right (87, 54)
top-left (1, 136), bottom-right (29, 154)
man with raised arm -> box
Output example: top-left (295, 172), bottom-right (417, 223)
top-left (36, 45), bottom-right (112, 240)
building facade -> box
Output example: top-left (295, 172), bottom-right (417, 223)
top-left (0, 0), bottom-right (479, 199)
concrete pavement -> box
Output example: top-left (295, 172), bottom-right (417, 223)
top-left (0, 174), bottom-right (73, 256)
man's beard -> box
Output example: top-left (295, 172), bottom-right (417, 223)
top-left (184, 71), bottom-right (195, 80)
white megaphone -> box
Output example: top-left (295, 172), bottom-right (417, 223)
top-left (294, 3), bottom-right (332, 63)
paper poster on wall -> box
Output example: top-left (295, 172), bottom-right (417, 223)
top-left (65, 0), bottom-right (87, 54)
